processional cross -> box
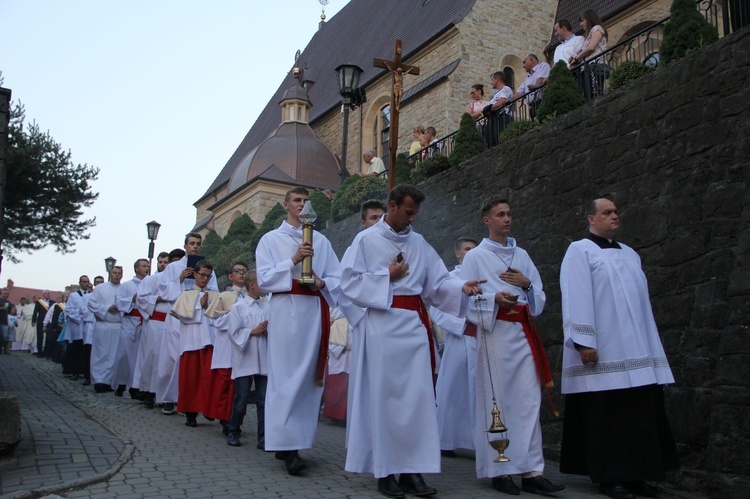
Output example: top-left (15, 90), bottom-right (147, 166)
top-left (374, 39), bottom-right (419, 191)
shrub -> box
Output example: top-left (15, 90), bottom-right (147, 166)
top-left (331, 175), bottom-right (387, 222)
top-left (309, 190), bottom-right (332, 231)
top-left (410, 155), bottom-right (451, 184)
top-left (201, 230), bottom-right (223, 261)
top-left (609, 61), bottom-right (655, 90)
top-left (660, 0), bottom-right (719, 65)
top-left (394, 153), bottom-right (412, 186)
top-left (449, 112), bottom-right (485, 166)
top-left (499, 120), bottom-right (540, 143)
top-left (249, 202), bottom-right (287, 249)
top-left (536, 61), bottom-right (586, 123)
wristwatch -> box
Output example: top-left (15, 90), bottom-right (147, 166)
top-left (523, 283), bottom-right (533, 292)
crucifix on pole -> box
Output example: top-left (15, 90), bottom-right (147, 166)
top-left (374, 39), bottom-right (419, 191)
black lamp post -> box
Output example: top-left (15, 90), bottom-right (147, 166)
top-left (335, 63), bottom-right (365, 184)
top-left (104, 256), bottom-right (117, 281)
top-left (146, 220), bottom-right (161, 273)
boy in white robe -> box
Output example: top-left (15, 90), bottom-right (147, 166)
top-left (88, 267), bottom-right (124, 392)
top-left (461, 197), bottom-right (563, 496)
top-left (255, 186), bottom-right (341, 476)
top-left (340, 185), bottom-right (483, 498)
top-left (226, 269), bottom-right (269, 448)
top-left (433, 237), bottom-right (478, 456)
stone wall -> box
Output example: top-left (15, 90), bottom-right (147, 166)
top-left (325, 28), bottom-right (750, 497)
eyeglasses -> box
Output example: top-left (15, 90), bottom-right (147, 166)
top-left (232, 269), bottom-right (248, 274)
top-left (195, 272), bottom-right (212, 279)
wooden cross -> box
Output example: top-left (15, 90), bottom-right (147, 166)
top-left (374, 39), bottom-right (419, 191)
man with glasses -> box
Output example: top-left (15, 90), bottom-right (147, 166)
top-left (205, 261), bottom-right (250, 434)
top-left (511, 54), bottom-right (550, 121)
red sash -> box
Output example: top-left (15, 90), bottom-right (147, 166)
top-left (151, 311), bottom-right (167, 322)
top-left (464, 323), bottom-right (477, 337)
top-left (126, 308), bottom-right (143, 324)
top-left (497, 304), bottom-right (558, 416)
top-left (391, 295), bottom-right (437, 387)
top-left (277, 281), bottom-right (331, 386)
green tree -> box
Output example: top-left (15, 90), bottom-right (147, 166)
top-left (449, 112), bottom-right (485, 166)
top-left (331, 176), bottom-right (387, 222)
top-left (536, 61), bottom-right (586, 123)
top-left (660, 0), bottom-right (719, 65)
top-left (224, 213), bottom-right (256, 245)
top-left (213, 239), bottom-right (255, 277)
top-left (201, 230), bottom-right (223, 261)
top-left (3, 103), bottom-right (99, 262)
top-left (249, 202), bottom-right (287, 250)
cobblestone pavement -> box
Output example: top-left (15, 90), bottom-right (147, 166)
top-left (1, 353), bottom-right (705, 499)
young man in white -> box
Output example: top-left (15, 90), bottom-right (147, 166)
top-left (340, 185), bottom-right (483, 498)
top-left (134, 252), bottom-right (170, 409)
top-left (113, 258), bottom-right (150, 398)
top-left (461, 197), bottom-right (563, 496)
top-left (226, 269), bottom-right (269, 449)
top-left (255, 186), bottom-right (341, 475)
top-left (88, 267), bottom-right (124, 393)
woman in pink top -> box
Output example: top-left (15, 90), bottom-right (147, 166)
top-left (571, 10), bottom-right (608, 65)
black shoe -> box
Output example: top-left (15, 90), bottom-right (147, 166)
top-left (398, 473), bottom-right (437, 497)
top-left (601, 482), bottom-right (636, 499)
top-left (256, 441), bottom-right (265, 450)
top-left (377, 475), bottom-right (405, 499)
top-left (492, 476), bottom-right (520, 496)
top-left (129, 388), bottom-right (143, 400)
top-left (221, 420), bottom-right (229, 436)
top-left (161, 402), bottom-right (176, 415)
top-left (185, 413), bottom-right (198, 427)
top-left (441, 449), bottom-right (457, 457)
top-left (284, 450), bottom-right (306, 475)
top-left (115, 385), bottom-right (126, 397)
top-left (94, 383), bottom-right (111, 393)
top-left (521, 475), bottom-right (565, 494)
top-left (625, 481), bottom-right (662, 497)
top-left (203, 415), bottom-right (215, 421)
top-left (226, 433), bottom-right (241, 447)
top-left (143, 394), bottom-right (155, 409)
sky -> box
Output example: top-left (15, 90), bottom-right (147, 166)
top-left (1, 0), bottom-right (350, 292)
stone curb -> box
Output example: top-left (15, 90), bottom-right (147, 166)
top-left (2, 359), bottom-right (135, 499)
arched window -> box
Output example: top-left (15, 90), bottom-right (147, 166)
top-left (503, 67), bottom-right (515, 91)
top-left (372, 105), bottom-right (391, 167)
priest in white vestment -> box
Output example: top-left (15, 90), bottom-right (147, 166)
top-left (113, 259), bottom-right (149, 397)
top-left (88, 267), bottom-right (124, 392)
top-left (559, 198), bottom-right (678, 499)
top-left (15, 298), bottom-right (36, 351)
top-left (135, 252), bottom-right (170, 408)
top-left (63, 276), bottom-right (92, 378)
top-left (461, 198), bottom-right (564, 496)
top-left (256, 186), bottom-right (341, 476)
top-left (340, 185), bottom-right (483, 498)
top-left (433, 237), bottom-right (478, 456)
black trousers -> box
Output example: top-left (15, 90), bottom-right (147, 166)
top-left (36, 323), bottom-right (45, 354)
top-left (560, 384), bottom-right (679, 483)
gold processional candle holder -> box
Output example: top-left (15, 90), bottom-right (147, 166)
top-left (297, 200), bottom-right (318, 284)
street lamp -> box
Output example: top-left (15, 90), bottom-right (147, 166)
top-left (335, 63), bottom-right (365, 184)
top-left (146, 220), bottom-right (161, 272)
top-left (104, 256), bottom-right (117, 281)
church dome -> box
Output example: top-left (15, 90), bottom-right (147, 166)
top-left (227, 121), bottom-right (340, 193)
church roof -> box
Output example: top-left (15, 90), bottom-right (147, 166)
top-left (197, 0), bottom-right (477, 205)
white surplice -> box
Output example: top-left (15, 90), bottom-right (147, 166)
top-left (340, 216), bottom-right (467, 477)
top-left (461, 237), bottom-right (546, 478)
top-left (433, 266), bottom-right (477, 451)
top-left (64, 290), bottom-right (87, 342)
top-left (134, 272), bottom-right (165, 393)
top-left (256, 220), bottom-right (341, 451)
top-left (16, 303), bottom-right (36, 350)
top-left (560, 238), bottom-right (674, 394)
top-left (87, 282), bottom-right (122, 386)
top-left (113, 277), bottom-right (143, 388)
top-left (228, 295), bottom-right (269, 378)
top-left (205, 287), bottom-right (243, 370)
